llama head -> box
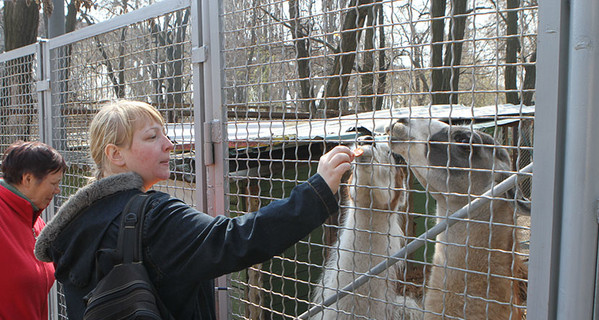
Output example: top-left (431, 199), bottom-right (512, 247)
top-left (348, 135), bottom-right (408, 212)
top-left (386, 118), bottom-right (515, 210)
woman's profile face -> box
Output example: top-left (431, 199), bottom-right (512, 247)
top-left (21, 170), bottom-right (63, 211)
top-left (120, 118), bottom-right (174, 189)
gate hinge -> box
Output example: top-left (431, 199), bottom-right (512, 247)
top-left (36, 79), bottom-right (50, 92)
top-left (204, 120), bottom-right (222, 166)
top-left (192, 46), bottom-right (208, 64)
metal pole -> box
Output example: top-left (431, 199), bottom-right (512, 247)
top-left (195, 0), bottom-right (228, 318)
top-left (191, 0), bottom-right (207, 215)
top-left (526, 0), bottom-right (570, 319)
top-left (48, 0), bottom-right (65, 38)
top-left (36, 39), bottom-right (59, 320)
top-left (47, 0), bottom-right (67, 154)
top-left (555, 0), bottom-right (599, 318)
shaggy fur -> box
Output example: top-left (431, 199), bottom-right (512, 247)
top-left (387, 119), bottom-right (526, 320)
top-left (34, 172), bottom-right (144, 262)
top-left (311, 140), bottom-right (422, 320)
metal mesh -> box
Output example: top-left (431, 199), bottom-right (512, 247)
top-left (46, 7), bottom-right (193, 320)
top-left (48, 7), bottom-right (194, 207)
top-left (222, 0), bottom-right (536, 319)
top-left (0, 51), bottom-right (40, 154)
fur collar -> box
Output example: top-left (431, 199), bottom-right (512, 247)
top-left (35, 172), bottom-right (144, 262)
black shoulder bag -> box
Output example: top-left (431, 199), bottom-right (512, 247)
top-left (83, 193), bottom-right (173, 320)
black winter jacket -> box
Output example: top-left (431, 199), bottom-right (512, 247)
top-left (34, 172), bottom-right (338, 319)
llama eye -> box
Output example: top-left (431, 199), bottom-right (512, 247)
top-left (454, 133), bottom-right (471, 144)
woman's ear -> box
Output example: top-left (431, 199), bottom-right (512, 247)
top-left (105, 144), bottom-right (126, 167)
top-left (20, 172), bottom-right (35, 188)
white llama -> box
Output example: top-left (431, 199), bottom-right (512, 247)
top-left (311, 137), bottom-right (422, 320)
top-left (387, 119), bottom-right (527, 320)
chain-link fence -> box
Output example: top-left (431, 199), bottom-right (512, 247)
top-left (0, 45), bottom-right (41, 154)
top-left (221, 0), bottom-right (536, 319)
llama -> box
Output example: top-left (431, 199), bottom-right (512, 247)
top-left (311, 137), bottom-right (422, 320)
top-left (386, 118), bottom-right (527, 320)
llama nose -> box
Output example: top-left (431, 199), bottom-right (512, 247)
top-left (386, 119), bottom-right (405, 135)
top-left (396, 118), bottom-right (410, 126)
top-left (385, 124), bottom-right (392, 135)
top-left (357, 135), bottom-right (374, 145)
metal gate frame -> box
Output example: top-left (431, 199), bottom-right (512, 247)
top-left (0, 0), bottom-right (597, 319)
top-left (529, 0), bottom-right (599, 319)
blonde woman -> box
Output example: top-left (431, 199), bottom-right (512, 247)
top-left (35, 100), bottom-right (353, 319)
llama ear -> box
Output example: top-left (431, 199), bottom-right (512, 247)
top-left (453, 130), bottom-right (482, 155)
top-left (346, 126), bottom-right (373, 137)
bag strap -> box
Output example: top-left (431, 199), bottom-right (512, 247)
top-left (117, 192), bottom-right (155, 264)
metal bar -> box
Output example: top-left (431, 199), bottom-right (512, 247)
top-left (36, 39), bottom-right (59, 320)
top-left (47, 0), bottom-right (191, 50)
top-left (198, 0), bottom-right (229, 318)
top-left (37, 39), bottom-right (57, 217)
top-left (35, 41), bottom-right (47, 145)
top-left (48, 0), bottom-right (65, 38)
top-left (555, 0), bottom-right (599, 318)
top-left (191, 0), bottom-right (207, 214)
top-left (527, 0), bottom-right (570, 319)
top-left (298, 163), bottom-right (534, 320)
top-left (199, 0), bottom-right (226, 217)
top-left (0, 42), bottom-right (37, 61)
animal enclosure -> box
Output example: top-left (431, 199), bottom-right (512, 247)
top-left (0, 0), bottom-right (596, 319)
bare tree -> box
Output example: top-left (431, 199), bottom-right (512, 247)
top-left (504, 0), bottom-right (520, 105)
top-left (324, 0), bottom-right (374, 112)
top-left (358, 1), bottom-right (379, 112)
top-left (430, 0), bottom-right (468, 105)
top-left (289, 0), bottom-right (316, 114)
top-left (503, 0), bottom-right (537, 106)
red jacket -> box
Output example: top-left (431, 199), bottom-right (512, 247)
top-left (0, 181), bottom-right (55, 320)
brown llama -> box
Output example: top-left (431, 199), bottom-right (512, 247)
top-left (387, 118), bottom-right (527, 320)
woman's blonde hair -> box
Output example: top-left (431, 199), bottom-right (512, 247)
top-left (89, 100), bottom-right (165, 180)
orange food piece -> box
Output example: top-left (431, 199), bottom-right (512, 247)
top-left (353, 148), bottom-right (364, 157)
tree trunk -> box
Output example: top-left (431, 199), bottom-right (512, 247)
top-left (505, 0), bottom-right (521, 105)
top-left (166, 10), bottom-right (190, 122)
top-left (374, 3), bottom-right (387, 110)
top-left (430, 0), bottom-right (446, 105)
top-left (4, 0), bottom-right (39, 51)
top-left (324, 0), bottom-right (373, 113)
top-left (443, 0), bottom-right (468, 104)
top-left (522, 50), bottom-right (536, 106)
top-left (358, 3), bottom-right (377, 112)
top-left (289, 0), bottom-right (316, 115)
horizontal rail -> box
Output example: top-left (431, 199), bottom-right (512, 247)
top-left (48, 0), bottom-right (191, 50)
top-left (0, 42), bottom-right (38, 62)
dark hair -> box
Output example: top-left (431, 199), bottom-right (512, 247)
top-left (1, 141), bottom-right (67, 185)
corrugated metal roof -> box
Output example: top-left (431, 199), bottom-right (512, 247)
top-left (166, 104), bottom-right (535, 150)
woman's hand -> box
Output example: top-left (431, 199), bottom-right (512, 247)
top-left (317, 145), bottom-right (354, 194)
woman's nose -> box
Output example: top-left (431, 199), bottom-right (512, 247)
top-left (165, 136), bottom-right (175, 151)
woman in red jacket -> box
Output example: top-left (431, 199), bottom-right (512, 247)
top-left (0, 141), bottom-right (66, 320)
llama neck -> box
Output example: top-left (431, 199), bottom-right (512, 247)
top-left (434, 200), bottom-right (518, 269)
top-left (335, 203), bottom-right (406, 273)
